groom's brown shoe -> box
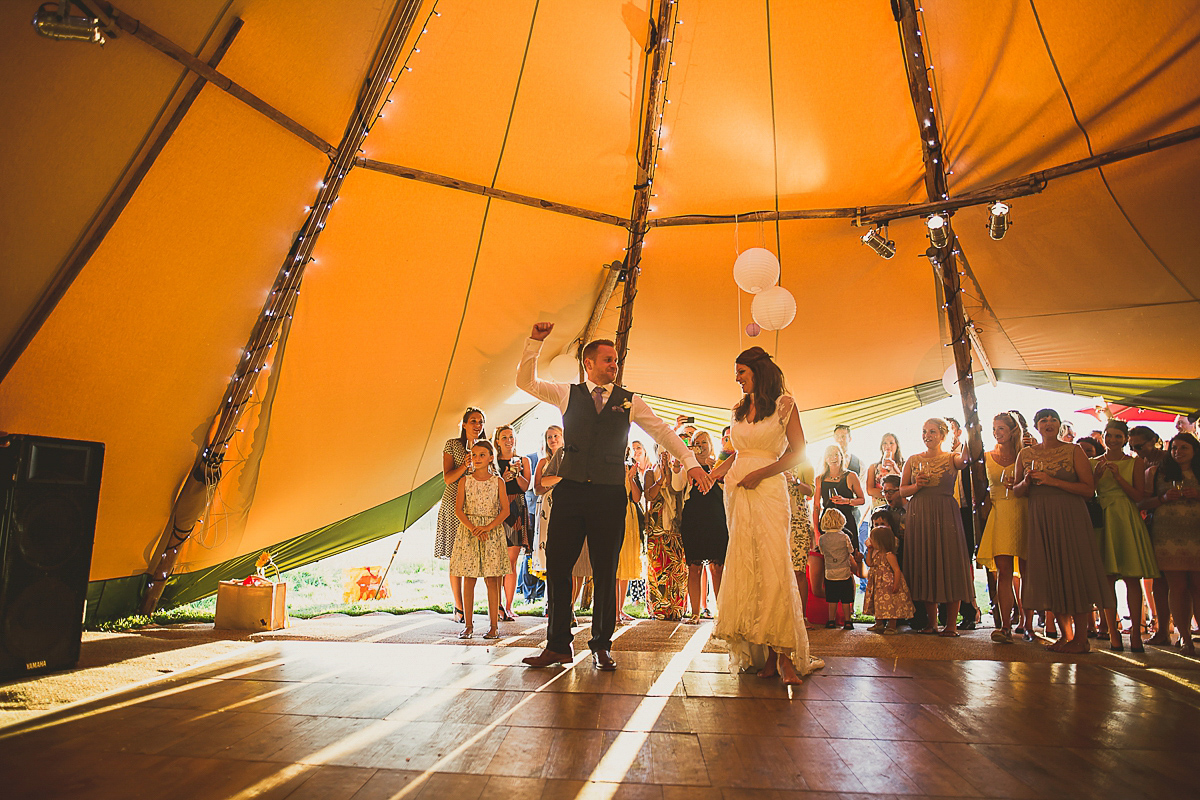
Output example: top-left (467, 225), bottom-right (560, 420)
top-left (522, 648), bottom-right (573, 668)
top-left (591, 650), bottom-right (617, 671)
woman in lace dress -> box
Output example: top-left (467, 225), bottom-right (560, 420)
top-left (710, 347), bottom-right (824, 685)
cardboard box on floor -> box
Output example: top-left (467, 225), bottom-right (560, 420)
top-left (215, 580), bottom-right (288, 631)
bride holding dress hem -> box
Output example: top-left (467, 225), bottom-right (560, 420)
top-left (709, 346), bottom-right (825, 684)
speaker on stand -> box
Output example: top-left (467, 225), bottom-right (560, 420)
top-left (0, 434), bottom-right (104, 680)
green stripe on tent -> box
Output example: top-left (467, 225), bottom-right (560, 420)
top-left (995, 370), bottom-right (1200, 416)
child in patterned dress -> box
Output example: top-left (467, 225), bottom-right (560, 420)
top-left (450, 441), bottom-right (511, 640)
top-left (864, 511), bottom-right (915, 634)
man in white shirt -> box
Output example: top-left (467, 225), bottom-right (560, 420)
top-left (517, 322), bottom-right (712, 670)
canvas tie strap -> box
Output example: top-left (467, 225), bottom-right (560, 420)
top-left (592, 386), bottom-right (606, 413)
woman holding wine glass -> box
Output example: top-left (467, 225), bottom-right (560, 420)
top-left (815, 445), bottom-right (865, 549)
top-left (1014, 409), bottom-right (1114, 654)
top-left (1142, 432), bottom-right (1200, 654)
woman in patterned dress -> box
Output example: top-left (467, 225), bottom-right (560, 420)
top-left (437, 407), bottom-right (486, 623)
top-left (1142, 432), bottom-right (1200, 655)
top-left (645, 447), bottom-right (687, 619)
top-left (450, 440), bottom-right (511, 639)
top-left (787, 459), bottom-right (817, 622)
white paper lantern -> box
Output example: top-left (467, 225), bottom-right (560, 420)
top-left (751, 286), bottom-right (797, 331)
top-left (942, 363), bottom-right (959, 396)
top-left (548, 353), bottom-right (580, 382)
top-left (732, 247), bottom-right (780, 294)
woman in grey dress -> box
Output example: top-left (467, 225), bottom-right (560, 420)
top-left (899, 418), bottom-right (973, 636)
top-left (1015, 408), bottom-right (1115, 654)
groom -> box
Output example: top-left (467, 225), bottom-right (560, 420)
top-left (517, 322), bottom-right (712, 670)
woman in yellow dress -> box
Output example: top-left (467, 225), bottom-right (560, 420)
top-left (977, 411), bottom-right (1028, 643)
top-left (615, 459), bottom-right (645, 621)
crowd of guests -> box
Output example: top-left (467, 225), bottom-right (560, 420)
top-left (434, 402), bottom-right (1200, 656)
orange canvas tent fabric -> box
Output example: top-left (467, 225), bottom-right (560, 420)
top-left (0, 0), bottom-right (1196, 619)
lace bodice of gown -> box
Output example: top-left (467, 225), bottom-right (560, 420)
top-left (727, 396), bottom-right (793, 482)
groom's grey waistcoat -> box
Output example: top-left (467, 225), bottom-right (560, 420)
top-left (558, 383), bottom-right (633, 486)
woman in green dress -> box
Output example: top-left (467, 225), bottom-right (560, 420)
top-left (1091, 419), bottom-right (1158, 653)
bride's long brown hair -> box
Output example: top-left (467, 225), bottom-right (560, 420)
top-left (733, 347), bottom-right (786, 422)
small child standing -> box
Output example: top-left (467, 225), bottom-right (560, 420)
top-left (819, 508), bottom-right (861, 629)
top-left (863, 513), bottom-right (915, 634)
top-left (450, 441), bottom-right (510, 640)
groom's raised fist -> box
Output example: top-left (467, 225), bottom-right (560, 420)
top-left (531, 322), bottom-right (554, 341)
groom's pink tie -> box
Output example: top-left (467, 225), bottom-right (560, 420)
top-left (592, 386), bottom-right (606, 413)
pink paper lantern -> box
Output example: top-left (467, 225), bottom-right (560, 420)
top-left (745, 322), bottom-right (761, 337)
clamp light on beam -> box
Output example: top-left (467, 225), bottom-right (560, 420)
top-left (861, 226), bottom-right (896, 259)
top-left (988, 202), bottom-right (1010, 240)
top-left (927, 214), bottom-right (949, 249)
top-left (32, 2), bottom-right (107, 44)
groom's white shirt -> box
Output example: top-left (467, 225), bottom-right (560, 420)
top-left (517, 337), bottom-right (700, 472)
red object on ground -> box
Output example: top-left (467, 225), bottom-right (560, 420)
top-left (1077, 404), bottom-right (1176, 423)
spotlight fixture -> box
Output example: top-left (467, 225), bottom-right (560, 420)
top-left (926, 213), bottom-right (949, 248)
top-left (988, 201), bottom-right (1010, 240)
top-left (32, 2), bottom-right (107, 44)
top-left (861, 226), bottom-right (896, 259)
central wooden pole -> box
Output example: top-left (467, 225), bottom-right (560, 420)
top-left (614, 0), bottom-right (675, 384)
top-left (895, 0), bottom-right (989, 554)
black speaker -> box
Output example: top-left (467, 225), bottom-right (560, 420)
top-left (0, 434), bottom-right (104, 680)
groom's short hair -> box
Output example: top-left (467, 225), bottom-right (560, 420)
top-left (581, 339), bottom-right (616, 363)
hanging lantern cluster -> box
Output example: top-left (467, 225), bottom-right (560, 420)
top-left (732, 247), bottom-right (796, 332)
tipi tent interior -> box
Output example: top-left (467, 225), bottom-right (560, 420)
top-left (1, 0), bottom-right (1197, 624)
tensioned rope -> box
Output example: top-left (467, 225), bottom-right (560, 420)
top-left (399, 0), bottom-right (544, 529)
top-left (1028, 0), bottom-right (1196, 303)
top-left (764, 0), bottom-right (783, 358)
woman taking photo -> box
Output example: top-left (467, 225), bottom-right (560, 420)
top-left (1091, 419), bottom-right (1157, 652)
top-left (437, 408), bottom-right (486, 623)
top-left (977, 412), bottom-right (1028, 643)
top-left (710, 347), bottom-right (823, 684)
top-left (1142, 432), bottom-right (1200, 654)
top-left (1014, 409), bottom-right (1114, 654)
top-left (494, 425), bottom-right (532, 622)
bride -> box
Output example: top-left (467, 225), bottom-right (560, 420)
top-left (710, 347), bottom-right (825, 684)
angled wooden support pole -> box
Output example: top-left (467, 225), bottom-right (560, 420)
top-left (141, 0), bottom-right (427, 613)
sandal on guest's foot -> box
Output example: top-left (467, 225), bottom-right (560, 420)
top-left (453, 607), bottom-right (465, 624)
top-left (991, 629), bottom-right (1013, 644)
top-left (867, 622), bottom-right (885, 633)
top-left (843, 622), bottom-right (854, 631)
top-left (881, 626), bottom-right (898, 635)
top-left (683, 614), bottom-right (701, 625)
top-left (458, 627), bottom-right (474, 639)
top-left (499, 609), bottom-right (516, 622)
top-left (824, 621), bottom-right (837, 629)
top-left (939, 629), bottom-right (960, 638)
top-left (482, 628), bottom-right (500, 640)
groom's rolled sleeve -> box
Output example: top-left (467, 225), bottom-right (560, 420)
top-left (631, 398), bottom-right (700, 471)
top-left (517, 337), bottom-right (569, 413)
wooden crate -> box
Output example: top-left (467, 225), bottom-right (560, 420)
top-left (215, 580), bottom-right (287, 631)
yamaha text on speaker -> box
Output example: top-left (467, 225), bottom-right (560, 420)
top-left (0, 434), bottom-right (104, 680)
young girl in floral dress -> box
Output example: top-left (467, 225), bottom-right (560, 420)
top-left (864, 510), bottom-right (914, 634)
top-left (450, 441), bottom-right (510, 640)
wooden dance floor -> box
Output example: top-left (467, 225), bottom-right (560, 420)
top-left (1, 619), bottom-right (1197, 799)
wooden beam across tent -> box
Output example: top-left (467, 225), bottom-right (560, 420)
top-left (102, 2), bottom-right (337, 156)
top-left (895, 0), bottom-right (990, 550)
top-left (614, 0), bottom-right (678, 384)
top-left (140, 0), bottom-right (429, 614)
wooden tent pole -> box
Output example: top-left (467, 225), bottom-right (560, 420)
top-left (614, 0), bottom-right (676, 384)
top-left (895, 0), bottom-right (990, 559)
top-left (101, 2), bottom-right (336, 155)
top-left (0, 18), bottom-right (245, 384)
top-left (140, 0), bottom-right (427, 613)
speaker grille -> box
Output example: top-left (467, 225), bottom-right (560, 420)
top-left (14, 492), bottom-right (83, 571)
top-left (4, 578), bottom-right (80, 662)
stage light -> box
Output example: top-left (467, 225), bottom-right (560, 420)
top-left (988, 202), bottom-right (1010, 240)
top-left (32, 2), bottom-right (106, 44)
top-left (861, 227), bottom-right (896, 259)
top-left (927, 214), bottom-right (949, 248)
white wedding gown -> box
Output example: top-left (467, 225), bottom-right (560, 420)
top-left (713, 395), bottom-right (824, 676)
